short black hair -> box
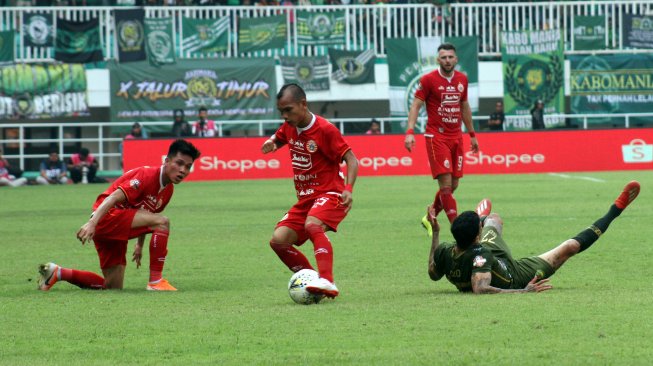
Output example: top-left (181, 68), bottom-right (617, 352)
top-left (437, 43), bottom-right (457, 53)
top-left (198, 106), bottom-right (208, 113)
top-left (79, 147), bottom-right (89, 157)
top-left (277, 83), bottom-right (306, 102)
top-left (168, 139), bottom-right (201, 161)
top-left (451, 211), bottom-right (480, 250)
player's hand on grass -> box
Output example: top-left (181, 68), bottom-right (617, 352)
top-left (524, 275), bottom-right (552, 293)
top-left (76, 221), bottom-right (96, 245)
top-left (261, 139), bottom-right (277, 154)
top-left (132, 244), bottom-right (143, 269)
top-left (341, 190), bottom-right (353, 213)
top-left (404, 133), bottom-right (416, 152)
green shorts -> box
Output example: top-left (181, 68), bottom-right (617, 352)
top-left (481, 226), bottom-right (555, 289)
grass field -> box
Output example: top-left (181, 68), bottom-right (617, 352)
top-left (1, 171), bottom-right (652, 365)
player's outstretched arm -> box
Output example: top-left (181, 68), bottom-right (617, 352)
top-left (261, 137), bottom-right (285, 154)
top-left (76, 189), bottom-right (127, 245)
top-left (428, 212), bottom-right (444, 281)
top-left (471, 273), bottom-right (552, 294)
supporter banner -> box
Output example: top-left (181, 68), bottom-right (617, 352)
top-left (0, 31), bottom-right (14, 63)
top-left (123, 129), bottom-right (653, 181)
top-left (238, 15), bottom-right (286, 54)
top-left (144, 17), bottom-right (176, 66)
top-left (569, 54), bottom-right (653, 122)
top-left (623, 14), bottom-right (653, 49)
top-left (280, 56), bottom-right (330, 91)
top-left (55, 18), bottom-right (104, 63)
top-left (0, 63), bottom-right (88, 119)
top-left (109, 58), bottom-right (276, 121)
top-left (573, 15), bottom-right (605, 51)
top-left (181, 17), bottom-right (229, 56)
top-left (115, 9), bottom-right (146, 63)
top-left (328, 48), bottom-right (375, 84)
top-left (386, 36), bottom-right (478, 131)
top-left (501, 29), bottom-right (565, 130)
top-left (296, 10), bottom-right (345, 46)
top-left (23, 13), bottom-right (54, 48)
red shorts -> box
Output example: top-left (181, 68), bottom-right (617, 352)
top-left (424, 136), bottom-right (464, 179)
top-left (93, 208), bottom-right (153, 269)
top-left (275, 193), bottom-right (348, 246)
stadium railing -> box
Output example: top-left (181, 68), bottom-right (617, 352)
top-left (1, 1), bottom-right (652, 61)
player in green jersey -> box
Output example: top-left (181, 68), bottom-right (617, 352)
top-left (426, 181), bottom-right (640, 294)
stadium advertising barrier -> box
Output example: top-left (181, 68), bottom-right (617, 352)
top-left (123, 128), bottom-right (653, 181)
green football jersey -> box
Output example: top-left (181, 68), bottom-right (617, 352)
top-left (432, 242), bottom-right (514, 292)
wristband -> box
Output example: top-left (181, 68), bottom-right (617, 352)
top-left (344, 184), bottom-right (353, 193)
top-left (406, 128), bottom-right (414, 135)
top-left (469, 132), bottom-right (476, 138)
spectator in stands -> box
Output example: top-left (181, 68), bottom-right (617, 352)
top-left (67, 147), bottom-right (99, 184)
top-left (0, 148), bottom-right (27, 187)
top-left (487, 101), bottom-right (504, 131)
top-left (171, 109), bottom-right (192, 137)
top-left (531, 100), bottom-right (545, 130)
top-left (366, 119), bottom-right (382, 135)
top-left (192, 106), bottom-right (218, 137)
top-left (36, 150), bottom-right (69, 185)
top-left (125, 122), bottom-right (148, 139)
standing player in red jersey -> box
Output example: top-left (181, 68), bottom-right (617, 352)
top-left (261, 84), bottom-right (359, 299)
top-left (37, 139), bottom-right (201, 291)
top-left (404, 43), bottom-right (479, 233)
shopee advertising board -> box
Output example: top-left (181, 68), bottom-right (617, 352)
top-left (123, 128), bottom-right (653, 181)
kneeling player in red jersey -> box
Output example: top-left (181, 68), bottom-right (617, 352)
top-left (38, 139), bottom-right (201, 291)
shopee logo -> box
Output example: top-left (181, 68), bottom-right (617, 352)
top-left (358, 156), bottom-right (413, 171)
top-left (199, 156), bottom-right (280, 173)
top-left (465, 151), bottom-right (545, 167)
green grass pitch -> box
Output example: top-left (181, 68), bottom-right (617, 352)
top-left (1, 171), bottom-right (652, 365)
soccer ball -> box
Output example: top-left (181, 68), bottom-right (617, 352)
top-left (288, 269), bottom-right (324, 305)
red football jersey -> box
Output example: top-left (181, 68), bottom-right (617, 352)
top-left (93, 166), bottom-right (173, 213)
top-left (274, 114), bottom-right (351, 200)
top-left (415, 68), bottom-right (469, 139)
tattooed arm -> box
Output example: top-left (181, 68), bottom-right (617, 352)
top-left (471, 272), bottom-right (553, 294)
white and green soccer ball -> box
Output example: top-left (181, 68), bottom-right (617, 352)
top-left (288, 269), bottom-right (324, 305)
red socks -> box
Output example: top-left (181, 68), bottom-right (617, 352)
top-left (432, 190), bottom-right (443, 216)
top-left (305, 223), bottom-right (334, 283)
top-left (60, 268), bottom-right (105, 289)
top-left (439, 187), bottom-right (458, 224)
top-left (149, 229), bottom-right (169, 283)
top-left (270, 242), bottom-right (314, 272)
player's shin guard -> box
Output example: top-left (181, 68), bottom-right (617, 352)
top-left (573, 204), bottom-right (622, 253)
top-left (269, 242), bottom-right (313, 272)
top-left (439, 187), bottom-right (458, 224)
top-left (305, 223), bottom-right (334, 283)
top-left (149, 229), bottom-right (169, 283)
top-left (60, 268), bottom-right (105, 289)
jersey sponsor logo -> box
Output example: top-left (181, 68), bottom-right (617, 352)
top-left (438, 86), bottom-right (445, 90)
top-left (291, 150), bottom-right (312, 170)
top-left (306, 140), bottom-right (318, 153)
top-left (441, 93), bottom-right (461, 104)
top-left (446, 85), bottom-right (456, 92)
top-left (130, 179), bottom-right (140, 189)
top-left (291, 139), bottom-right (305, 150)
top-left (294, 173), bottom-right (318, 181)
top-left (297, 188), bottom-right (315, 197)
top-left (473, 255), bottom-right (487, 268)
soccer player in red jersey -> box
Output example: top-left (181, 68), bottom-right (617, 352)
top-left (261, 84), bottom-right (359, 299)
top-left (37, 139), bottom-right (201, 291)
top-left (404, 43), bottom-right (479, 230)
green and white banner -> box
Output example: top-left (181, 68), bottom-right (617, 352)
top-left (280, 56), bottom-right (330, 92)
top-left (386, 36), bottom-right (479, 131)
top-left (328, 48), bottom-right (375, 84)
top-left (570, 54), bottom-right (653, 123)
top-left (0, 30), bottom-right (14, 63)
top-left (623, 14), bottom-right (653, 49)
top-left (115, 9), bottom-right (146, 63)
top-left (296, 10), bottom-right (345, 46)
top-left (0, 63), bottom-right (88, 120)
top-left (22, 13), bottom-right (54, 48)
top-left (238, 15), bottom-right (287, 54)
top-left (109, 58), bottom-right (277, 122)
top-left (144, 17), bottom-right (176, 67)
top-left (181, 17), bottom-right (229, 56)
top-left (502, 29), bottom-right (565, 130)
top-left (573, 15), bottom-right (605, 51)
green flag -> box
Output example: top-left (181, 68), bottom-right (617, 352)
top-left (297, 10), bottom-right (345, 46)
top-left (280, 56), bottom-right (330, 91)
top-left (573, 15), bottom-right (605, 51)
top-left (23, 13), bottom-right (54, 48)
top-left (328, 48), bottom-right (375, 84)
top-left (181, 17), bottom-right (229, 56)
top-left (238, 15), bottom-right (287, 54)
top-left (501, 29), bottom-right (565, 130)
top-left (144, 17), bottom-right (176, 67)
top-left (55, 18), bottom-right (104, 63)
top-left (0, 31), bottom-right (15, 63)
